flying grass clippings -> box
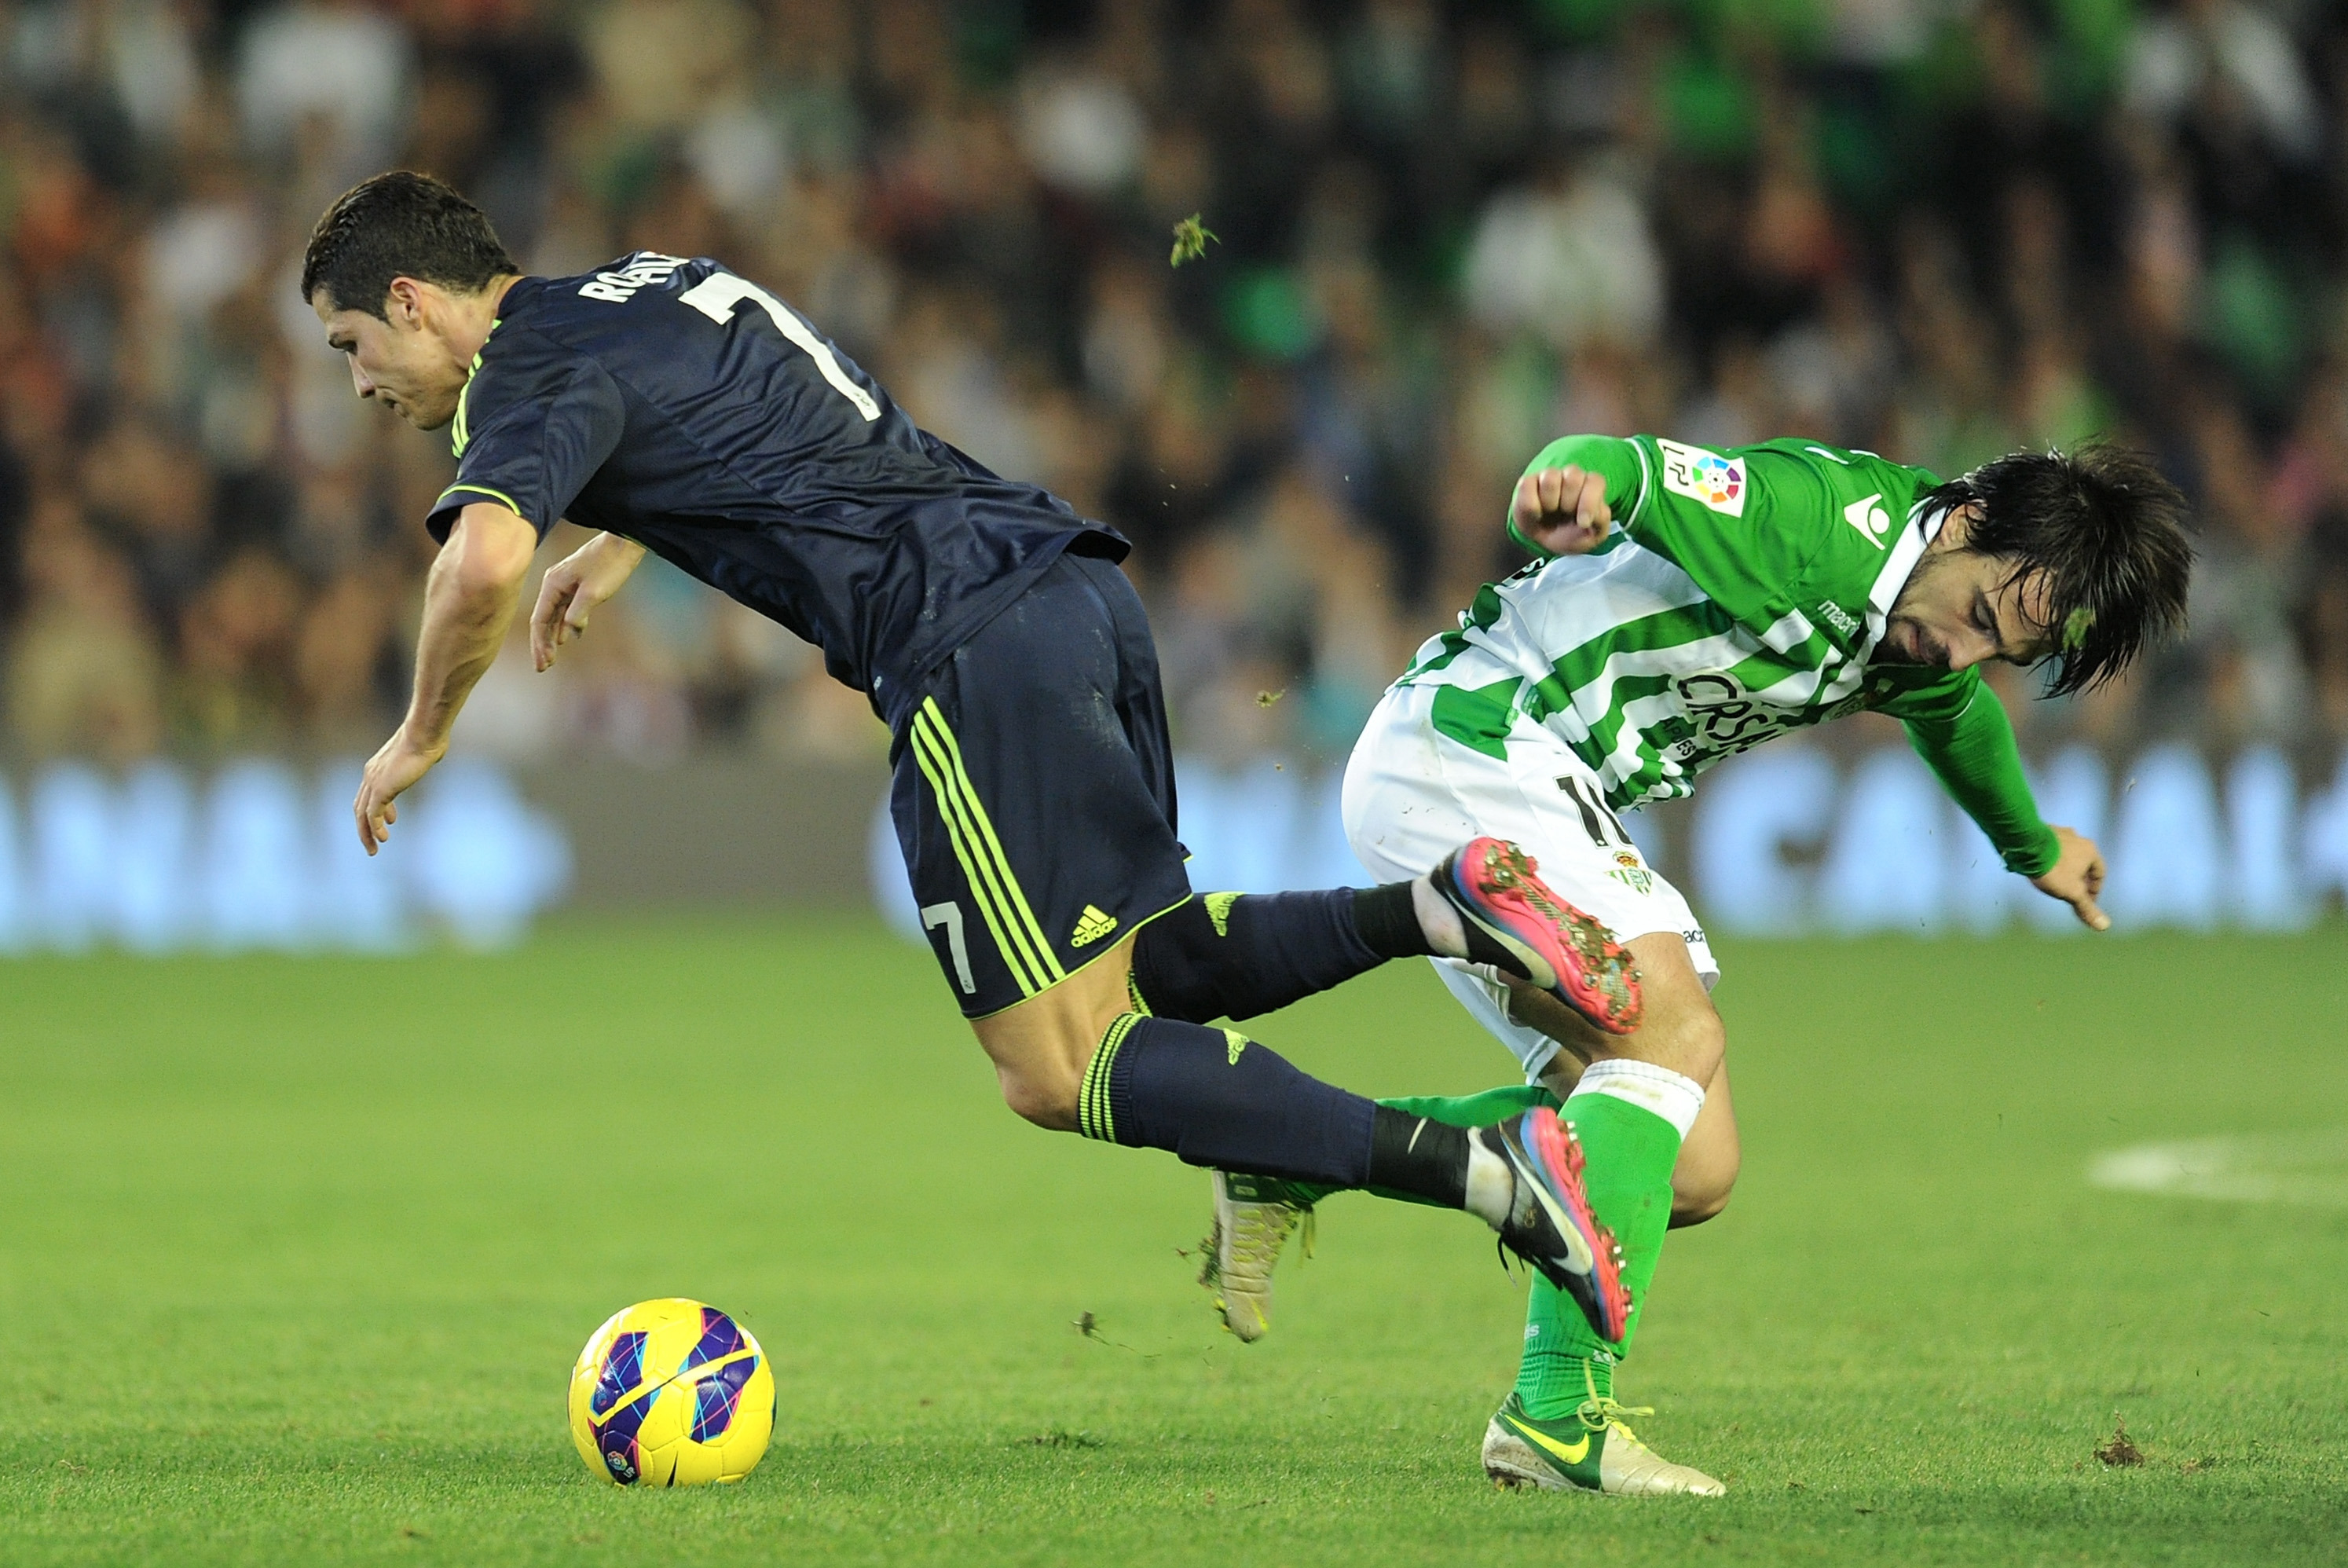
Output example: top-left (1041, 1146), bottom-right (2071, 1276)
top-left (1170, 213), bottom-right (1218, 267)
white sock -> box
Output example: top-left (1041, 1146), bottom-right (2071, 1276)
top-left (1566, 1058), bottom-right (1706, 1141)
top-left (1463, 1136), bottom-right (1515, 1228)
top-left (1411, 875), bottom-right (1467, 959)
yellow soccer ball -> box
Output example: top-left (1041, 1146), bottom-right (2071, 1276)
top-left (568, 1299), bottom-right (775, 1486)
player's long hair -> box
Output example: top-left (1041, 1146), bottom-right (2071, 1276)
top-left (1919, 445), bottom-right (2193, 697)
top-left (301, 171), bottom-right (518, 319)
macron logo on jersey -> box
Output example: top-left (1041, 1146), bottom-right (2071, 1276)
top-left (578, 253), bottom-right (690, 302)
top-left (1658, 439), bottom-right (1745, 517)
top-left (1844, 492), bottom-right (1892, 548)
top-left (1815, 599), bottom-right (1861, 638)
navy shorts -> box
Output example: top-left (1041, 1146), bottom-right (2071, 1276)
top-left (890, 548), bottom-right (1193, 1018)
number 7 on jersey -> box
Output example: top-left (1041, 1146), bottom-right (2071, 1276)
top-left (677, 273), bottom-right (881, 423)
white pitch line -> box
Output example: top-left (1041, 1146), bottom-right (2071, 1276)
top-left (2087, 1129), bottom-right (2348, 1207)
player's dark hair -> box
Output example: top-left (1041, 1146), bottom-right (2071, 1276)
top-left (300, 171), bottom-right (518, 318)
top-left (1919, 445), bottom-right (2193, 697)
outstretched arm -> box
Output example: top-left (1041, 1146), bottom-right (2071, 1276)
top-left (353, 501), bottom-right (539, 854)
top-left (532, 530), bottom-right (647, 670)
top-left (1889, 676), bottom-right (2109, 930)
top-left (2026, 828), bottom-right (2109, 931)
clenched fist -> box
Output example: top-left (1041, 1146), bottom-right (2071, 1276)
top-left (1512, 465), bottom-right (1614, 555)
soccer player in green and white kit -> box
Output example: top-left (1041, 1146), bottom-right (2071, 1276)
top-left (1198, 432), bottom-right (2192, 1495)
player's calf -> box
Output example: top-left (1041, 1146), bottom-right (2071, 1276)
top-left (1672, 1186), bottom-right (1732, 1228)
top-left (1668, 1092), bottom-right (1739, 1228)
top-left (1040, 1006), bottom-right (1629, 1329)
top-left (1126, 839), bottom-right (1643, 1035)
top-left (1126, 883), bottom-right (1438, 1024)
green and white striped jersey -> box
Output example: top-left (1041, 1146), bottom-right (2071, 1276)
top-left (1399, 433), bottom-right (2058, 874)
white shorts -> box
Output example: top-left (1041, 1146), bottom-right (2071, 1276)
top-left (1341, 683), bottom-right (1720, 1083)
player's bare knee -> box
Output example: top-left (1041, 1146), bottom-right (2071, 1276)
top-left (1606, 987), bottom-right (1724, 1085)
top-left (1674, 1000), bottom-right (1727, 1086)
top-left (973, 1027), bottom-right (1086, 1132)
top-left (995, 1059), bottom-right (1080, 1130)
top-left (972, 976), bottom-right (1128, 1134)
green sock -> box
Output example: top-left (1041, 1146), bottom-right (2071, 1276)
top-left (1516, 1067), bottom-right (1699, 1420)
top-left (1518, 1322), bottom-right (1616, 1416)
top-left (1382, 1084), bottom-right (1557, 1128)
top-left (1237, 1067), bottom-right (1701, 1424)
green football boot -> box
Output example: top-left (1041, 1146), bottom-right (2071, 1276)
top-left (1482, 1392), bottom-right (1724, 1497)
top-left (1200, 1171), bottom-right (1315, 1343)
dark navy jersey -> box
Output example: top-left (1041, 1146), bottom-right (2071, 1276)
top-left (425, 252), bottom-right (1126, 725)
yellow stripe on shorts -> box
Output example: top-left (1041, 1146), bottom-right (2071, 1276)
top-left (908, 707), bottom-right (1049, 995)
top-left (915, 698), bottom-right (1064, 984)
top-left (908, 724), bottom-right (1041, 998)
top-left (910, 700), bottom-right (1066, 997)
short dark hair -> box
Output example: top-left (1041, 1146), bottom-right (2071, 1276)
top-left (300, 171), bottom-right (518, 318)
top-left (1920, 445), bottom-right (2193, 697)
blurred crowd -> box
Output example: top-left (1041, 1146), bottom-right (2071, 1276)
top-left (5, 0), bottom-right (2348, 771)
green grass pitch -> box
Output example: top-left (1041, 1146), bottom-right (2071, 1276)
top-left (3, 918), bottom-right (2345, 1566)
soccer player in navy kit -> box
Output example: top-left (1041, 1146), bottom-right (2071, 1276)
top-left (306, 170), bottom-right (1642, 1335)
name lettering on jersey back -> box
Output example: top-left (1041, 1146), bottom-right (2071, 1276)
top-left (1656, 439), bottom-right (1745, 517)
top-left (1843, 492), bottom-right (1892, 548)
top-left (578, 253), bottom-right (690, 302)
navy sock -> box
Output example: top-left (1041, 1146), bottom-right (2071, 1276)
top-left (1350, 881), bottom-right (1434, 960)
top-left (1366, 1106), bottom-right (1470, 1209)
top-left (1077, 1014), bottom-right (1377, 1187)
top-left (1128, 885), bottom-right (1430, 1024)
